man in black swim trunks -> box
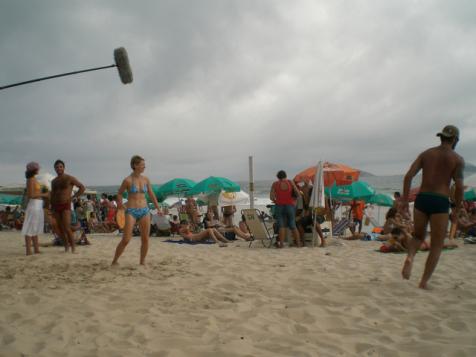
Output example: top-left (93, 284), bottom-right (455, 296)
top-left (401, 125), bottom-right (464, 289)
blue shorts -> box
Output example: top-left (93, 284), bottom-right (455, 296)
top-left (275, 205), bottom-right (297, 230)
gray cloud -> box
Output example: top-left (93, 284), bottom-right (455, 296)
top-left (1, 0), bottom-right (475, 185)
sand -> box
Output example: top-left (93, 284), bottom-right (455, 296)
top-left (0, 231), bottom-right (475, 357)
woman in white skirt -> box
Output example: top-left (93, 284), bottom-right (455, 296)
top-left (21, 162), bottom-right (49, 255)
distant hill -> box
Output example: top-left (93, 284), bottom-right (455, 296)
top-left (465, 162), bottom-right (476, 175)
top-left (359, 162), bottom-right (476, 178)
top-left (359, 170), bottom-right (376, 177)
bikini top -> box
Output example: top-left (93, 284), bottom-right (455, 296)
top-left (129, 178), bottom-right (148, 194)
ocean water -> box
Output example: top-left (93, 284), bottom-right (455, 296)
top-left (91, 175), bottom-right (416, 198)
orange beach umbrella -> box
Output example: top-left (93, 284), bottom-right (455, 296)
top-left (294, 162), bottom-right (360, 187)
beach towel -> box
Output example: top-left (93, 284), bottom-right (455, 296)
top-left (164, 239), bottom-right (215, 245)
top-left (376, 246), bottom-right (457, 254)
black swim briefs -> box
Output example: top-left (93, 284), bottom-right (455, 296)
top-left (414, 192), bottom-right (450, 216)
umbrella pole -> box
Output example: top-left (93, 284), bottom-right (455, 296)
top-left (312, 209), bottom-right (318, 247)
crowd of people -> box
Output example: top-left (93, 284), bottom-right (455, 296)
top-left (5, 125), bottom-right (471, 289)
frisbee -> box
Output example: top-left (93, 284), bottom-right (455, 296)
top-left (116, 209), bottom-right (125, 229)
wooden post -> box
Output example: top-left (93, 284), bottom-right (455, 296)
top-left (249, 156), bottom-right (254, 209)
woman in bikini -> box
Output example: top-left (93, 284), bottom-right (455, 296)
top-left (112, 155), bottom-right (162, 265)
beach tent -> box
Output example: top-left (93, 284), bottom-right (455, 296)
top-left (294, 162), bottom-right (360, 187)
top-left (188, 176), bottom-right (240, 196)
top-left (195, 191), bottom-right (250, 206)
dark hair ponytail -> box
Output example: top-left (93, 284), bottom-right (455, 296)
top-left (25, 170), bottom-right (37, 179)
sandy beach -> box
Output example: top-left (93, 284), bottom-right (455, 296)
top-left (0, 231), bottom-right (475, 357)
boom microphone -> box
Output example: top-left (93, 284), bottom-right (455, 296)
top-left (0, 47), bottom-right (133, 91)
top-left (114, 47), bottom-right (133, 84)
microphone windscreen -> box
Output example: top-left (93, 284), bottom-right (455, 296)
top-left (114, 47), bottom-right (133, 84)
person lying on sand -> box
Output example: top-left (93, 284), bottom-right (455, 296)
top-left (203, 212), bottom-right (251, 241)
top-left (179, 220), bottom-right (230, 246)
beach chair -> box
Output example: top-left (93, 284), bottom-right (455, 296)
top-left (241, 208), bottom-right (275, 248)
top-left (332, 217), bottom-right (354, 237)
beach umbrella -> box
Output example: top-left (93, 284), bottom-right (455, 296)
top-left (294, 162), bottom-right (360, 187)
top-left (309, 161), bottom-right (327, 245)
top-left (156, 178), bottom-right (196, 198)
top-left (464, 187), bottom-right (476, 201)
top-left (326, 181), bottom-right (375, 201)
top-left (188, 176), bottom-right (240, 196)
top-left (366, 193), bottom-right (394, 207)
top-left (218, 190), bottom-right (250, 206)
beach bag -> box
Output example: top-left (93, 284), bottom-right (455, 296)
top-left (364, 216), bottom-right (370, 225)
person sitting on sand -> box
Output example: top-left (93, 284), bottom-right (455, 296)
top-left (71, 209), bottom-right (91, 245)
top-left (238, 214), bottom-right (249, 235)
top-left (185, 197), bottom-right (200, 229)
top-left (296, 208), bottom-right (326, 247)
top-left (378, 208), bottom-right (413, 240)
top-left (221, 205), bottom-right (236, 227)
top-left (203, 212), bottom-right (251, 241)
top-left (179, 220), bottom-right (230, 246)
top-left (379, 227), bottom-right (411, 252)
top-left (455, 206), bottom-right (476, 236)
top-left (87, 212), bottom-right (109, 233)
top-left (169, 215), bottom-right (180, 235)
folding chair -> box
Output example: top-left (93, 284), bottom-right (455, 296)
top-left (241, 208), bottom-right (275, 248)
top-left (332, 217), bottom-right (354, 237)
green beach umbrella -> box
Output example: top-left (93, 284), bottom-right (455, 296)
top-left (156, 178), bottom-right (196, 198)
top-left (325, 181), bottom-right (375, 200)
top-left (464, 187), bottom-right (476, 201)
top-left (188, 176), bottom-right (240, 196)
top-left (366, 193), bottom-right (394, 207)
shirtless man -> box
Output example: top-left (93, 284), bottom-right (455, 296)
top-left (50, 160), bottom-right (85, 253)
top-left (401, 125), bottom-right (464, 289)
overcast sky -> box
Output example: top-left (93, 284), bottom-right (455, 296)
top-left (1, 0), bottom-right (475, 185)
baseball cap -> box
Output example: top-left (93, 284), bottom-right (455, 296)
top-left (436, 125), bottom-right (459, 139)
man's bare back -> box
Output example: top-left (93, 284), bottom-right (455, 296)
top-left (418, 146), bottom-right (464, 197)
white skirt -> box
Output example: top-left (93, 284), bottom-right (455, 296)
top-left (21, 199), bottom-right (44, 236)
